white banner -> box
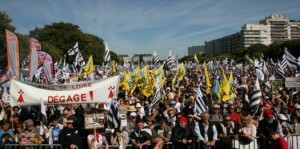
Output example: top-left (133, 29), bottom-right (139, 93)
top-left (10, 75), bottom-right (120, 106)
top-left (285, 77), bottom-right (300, 88)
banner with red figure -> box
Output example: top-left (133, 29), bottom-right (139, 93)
top-left (10, 75), bottom-right (120, 106)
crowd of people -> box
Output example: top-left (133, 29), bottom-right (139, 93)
top-left (0, 58), bottom-right (297, 149)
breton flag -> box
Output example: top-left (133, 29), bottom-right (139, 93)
top-left (148, 77), bottom-right (162, 111)
top-left (29, 37), bottom-right (41, 78)
top-left (21, 55), bottom-right (30, 69)
top-left (194, 87), bottom-right (208, 115)
top-left (277, 61), bottom-right (286, 79)
top-left (280, 55), bottom-right (287, 69)
top-left (107, 97), bottom-right (121, 129)
top-left (104, 42), bottom-right (111, 62)
top-left (284, 48), bottom-right (300, 70)
top-left (73, 52), bottom-right (85, 68)
top-left (39, 98), bottom-right (47, 135)
top-left (153, 51), bottom-right (160, 66)
top-left (67, 42), bottom-right (79, 56)
top-left (5, 30), bottom-right (20, 80)
top-left (166, 50), bottom-right (175, 69)
top-left (249, 78), bottom-right (262, 115)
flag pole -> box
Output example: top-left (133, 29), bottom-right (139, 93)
top-left (93, 113), bottom-right (97, 149)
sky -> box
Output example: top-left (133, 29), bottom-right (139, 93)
top-left (1, 0), bottom-right (300, 59)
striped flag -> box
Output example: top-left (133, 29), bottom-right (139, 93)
top-left (21, 55), bottom-right (30, 69)
top-left (276, 62), bottom-right (285, 79)
top-left (73, 52), bottom-right (85, 68)
top-left (40, 98), bottom-right (47, 135)
top-left (249, 78), bottom-right (262, 115)
top-left (67, 42), bottom-right (79, 56)
top-left (166, 51), bottom-right (175, 69)
top-left (104, 42), bottom-right (111, 62)
top-left (194, 88), bottom-right (208, 115)
top-left (284, 48), bottom-right (300, 70)
top-left (280, 55), bottom-right (287, 69)
top-left (149, 77), bottom-right (162, 110)
top-left (153, 51), bottom-right (160, 65)
top-left (107, 97), bottom-right (121, 129)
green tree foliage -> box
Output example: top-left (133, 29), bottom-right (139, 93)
top-left (0, 12), bottom-right (16, 69)
top-left (29, 22), bottom-right (108, 64)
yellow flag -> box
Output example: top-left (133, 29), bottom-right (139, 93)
top-left (81, 55), bottom-right (94, 78)
top-left (204, 62), bottom-right (212, 94)
top-left (194, 54), bottom-right (199, 63)
top-left (177, 63), bottom-right (186, 81)
top-left (110, 62), bottom-right (116, 76)
top-left (245, 55), bottom-right (254, 64)
top-left (121, 71), bottom-right (136, 94)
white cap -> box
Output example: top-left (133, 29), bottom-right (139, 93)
top-left (295, 104), bottom-right (300, 109)
top-left (130, 112), bottom-right (137, 117)
top-left (278, 114), bottom-right (287, 121)
top-left (136, 103), bottom-right (142, 108)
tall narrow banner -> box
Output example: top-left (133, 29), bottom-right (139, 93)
top-left (29, 37), bottom-right (41, 78)
top-left (39, 51), bottom-right (54, 82)
top-left (5, 30), bottom-right (20, 80)
top-left (10, 75), bottom-right (120, 106)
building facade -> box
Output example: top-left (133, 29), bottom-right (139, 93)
top-left (205, 32), bottom-right (242, 55)
top-left (119, 54), bottom-right (130, 62)
top-left (187, 45), bottom-right (205, 56)
top-left (131, 54), bottom-right (153, 64)
top-left (205, 15), bottom-right (300, 55)
top-left (241, 24), bottom-right (271, 48)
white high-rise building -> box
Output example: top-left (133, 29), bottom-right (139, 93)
top-left (241, 24), bottom-right (271, 48)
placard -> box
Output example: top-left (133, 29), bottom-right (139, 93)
top-left (285, 77), bottom-right (300, 88)
top-left (20, 132), bottom-right (38, 144)
top-left (85, 113), bottom-right (105, 129)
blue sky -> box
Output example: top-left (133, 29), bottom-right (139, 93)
top-left (1, 0), bottom-right (300, 58)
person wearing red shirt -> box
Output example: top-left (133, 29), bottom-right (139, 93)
top-left (268, 129), bottom-right (288, 149)
top-left (228, 105), bottom-right (242, 125)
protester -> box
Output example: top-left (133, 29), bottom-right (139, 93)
top-left (198, 113), bottom-right (218, 149)
top-left (216, 115), bottom-right (239, 149)
top-left (86, 128), bottom-right (109, 149)
top-left (238, 116), bottom-right (257, 143)
top-left (171, 116), bottom-right (197, 149)
top-left (130, 120), bottom-right (152, 149)
top-left (111, 129), bottom-right (129, 149)
top-left (59, 117), bottom-right (83, 149)
top-left (19, 119), bottom-right (44, 145)
top-left (48, 114), bottom-right (63, 145)
top-left (267, 129), bottom-right (288, 149)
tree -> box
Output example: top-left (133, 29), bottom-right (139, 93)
top-left (29, 22), bottom-right (106, 64)
top-left (0, 11), bottom-right (16, 69)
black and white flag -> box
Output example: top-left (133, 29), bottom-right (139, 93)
top-left (153, 51), bottom-right (160, 66)
top-left (108, 97), bottom-right (121, 129)
top-left (249, 78), bottom-right (262, 115)
top-left (284, 48), bottom-right (300, 70)
top-left (166, 51), bottom-right (175, 69)
top-left (68, 42), bottom-right (79, 56)
top-left (104, 42), bottom-right (111, 62)
top-left (194, 87), bottom-right (208, 115)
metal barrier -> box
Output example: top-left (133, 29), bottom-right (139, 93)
top-left (3, 144), bottom-right (62, 149)
top-left (4, 136), bottom-right (300, 149)
top-left (232, 138), bottom-right (258, 149)
top-left (285, 135), bottom-right (300, 149)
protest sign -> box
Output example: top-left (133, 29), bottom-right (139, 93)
top-left (84, 113), bottom-right (105, 129)
top-left (285, 77), bottom-right (300, 88)
top-left (20, 132), bottom-right (38, 144)
top-left (10, 75), bottom-right (120, 106)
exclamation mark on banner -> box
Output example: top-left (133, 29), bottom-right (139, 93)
top-left (89, 91), bottom-right (94, 100)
